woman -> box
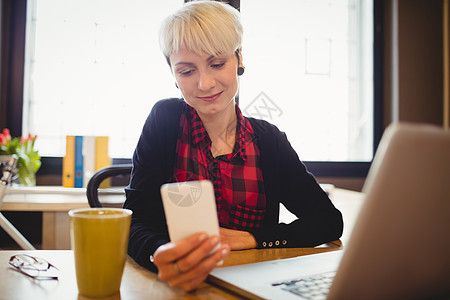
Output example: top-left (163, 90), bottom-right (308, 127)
top-left (124, 0), bottom-right (343, 292)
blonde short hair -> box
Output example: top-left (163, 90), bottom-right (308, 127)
top-left (159, 1), bottom-right (243, 64)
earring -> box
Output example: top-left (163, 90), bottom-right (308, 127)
top-left (175, 82), bottom-right (179, 89)
top-left (237, 67), bottom-right (245, 76)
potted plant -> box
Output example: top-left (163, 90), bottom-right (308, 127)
top-left (0, 128), bottom-right (41, 186)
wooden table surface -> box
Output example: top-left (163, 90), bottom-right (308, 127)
top-left (0, 188), bottom-right (365, 299)
top-left (0, 247), bottom-right (343, 300)
top-left (1, 186), bottom-right (124, 249)
top-left (1, 187), bottom-right (363, 250)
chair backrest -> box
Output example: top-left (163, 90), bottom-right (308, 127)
top-left (86, 164), bottom-right (132, 207)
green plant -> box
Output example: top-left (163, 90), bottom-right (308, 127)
top-left (0, 128), bottom-right (41, 186)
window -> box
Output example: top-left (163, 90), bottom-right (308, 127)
top-left (239, 0), bottom-right (373, 161)
top-left (7, 0), bottom-right (381, 177)
top-left (23, 0), bottom-right (183, 158)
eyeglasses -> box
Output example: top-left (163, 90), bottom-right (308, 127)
top-left (9, 254), bottom-right (59, 280)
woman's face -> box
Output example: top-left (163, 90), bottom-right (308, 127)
top-left (169, 48), bottom-right (242, 120)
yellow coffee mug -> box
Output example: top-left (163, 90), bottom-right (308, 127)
top-left (69, 208), bottom-right (132, 298)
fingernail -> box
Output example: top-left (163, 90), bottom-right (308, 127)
top-left (210, 236), bottom-right (220, 245)
top-left (198, 233), bottom-right (208, 242)
top-left (221, 248), bottom-right (230, 257)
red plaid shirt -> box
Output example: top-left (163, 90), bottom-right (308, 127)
top-left (173, 102), bottom-right (266, 230)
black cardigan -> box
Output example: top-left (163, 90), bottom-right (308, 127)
top-left (124, 98), bottom-right (343, 271)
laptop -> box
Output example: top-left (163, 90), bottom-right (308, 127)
top-left (208, 123), bottom-right (450, 300)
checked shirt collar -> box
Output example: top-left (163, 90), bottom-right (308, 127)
top-left (188, 104), bottom-right (253, 161)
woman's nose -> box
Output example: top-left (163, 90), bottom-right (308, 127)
top-left (198, 71), bottom-right (215, 91)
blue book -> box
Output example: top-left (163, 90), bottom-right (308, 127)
top-left (74, 135), bottom-right (84, 188)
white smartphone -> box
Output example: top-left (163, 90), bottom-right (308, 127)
top-left (160, 180), bottom-right (220, 246)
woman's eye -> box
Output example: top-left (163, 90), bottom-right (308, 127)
top-left (211, 62), bottom-right (225, 69)
top-left (178, 69), bottom-right (194, 76)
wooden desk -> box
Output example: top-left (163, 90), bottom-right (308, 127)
top-left (0, 189), bottom-right (365, 299)
top-left (1, 186), bottom-right (124, 250)
top-left (1, 187), bottom-right (364, 250)
top-left (0, 247), bottom-right (344, 300)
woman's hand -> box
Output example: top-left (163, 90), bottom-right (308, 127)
top-left (219, 227), bottom-right (257, 250)
top-left (152, 232), bottom-right (230, 292)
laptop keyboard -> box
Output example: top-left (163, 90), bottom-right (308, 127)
top-left (271, 271), bottom-right (336, 300)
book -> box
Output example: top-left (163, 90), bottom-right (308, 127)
top-left (62, 135), bottom-right (75, 188)
top-left (83, 136), bottom-right (96, 188)
top-left (62, 135), bottom-right (111, 189)
top-left (74, 136), bottom-right (84, 188)
top-left (95, 136), bottom-right (111, 188)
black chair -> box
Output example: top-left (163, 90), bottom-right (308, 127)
top-left (86, 164), bottom-right (132, 207)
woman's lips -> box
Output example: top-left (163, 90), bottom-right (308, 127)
top-left (198, 91), bottom-right (222, 102)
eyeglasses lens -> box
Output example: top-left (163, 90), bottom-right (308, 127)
top-left (9, 254), bottom-right (58, 280)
